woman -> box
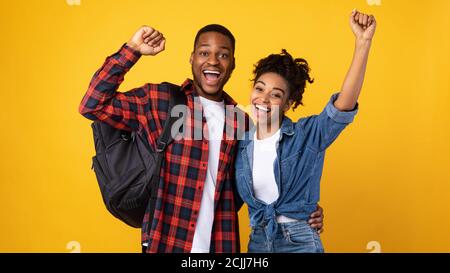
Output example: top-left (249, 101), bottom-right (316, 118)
top-left (235, 10), bottom-right (377, 253)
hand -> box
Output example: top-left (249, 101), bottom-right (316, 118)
top-left (127, 26), bottom-right (166, 56)
top-left (308, 205), bottom-right (324, 234)
top-left (350, 10), bottom-right (377, 41)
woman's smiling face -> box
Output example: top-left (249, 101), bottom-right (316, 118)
top-left (250, 72), bottom-right (292, 127)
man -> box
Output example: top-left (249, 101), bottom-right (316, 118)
top-left (79, 24), bottom-right (323, 253)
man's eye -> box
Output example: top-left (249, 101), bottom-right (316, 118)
top-left (199, 52), bottom-right (208, 57)
top-left (220, 53), bottom-right (228, 58)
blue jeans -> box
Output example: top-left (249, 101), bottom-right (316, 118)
top-left (247, 220), bottom-right (324, 253)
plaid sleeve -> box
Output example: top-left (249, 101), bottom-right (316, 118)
top-left (78, 43), bottom-right (150, 131)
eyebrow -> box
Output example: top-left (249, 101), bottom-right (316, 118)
top-left (255, 80), bottom-right (285, 93)
top-left (197, 44), bottom-right (231, 51)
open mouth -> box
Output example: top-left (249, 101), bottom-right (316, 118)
top-left (254, 104), bottom-right (271, 113)
top-left (202, 70), bottom-right (221, 85)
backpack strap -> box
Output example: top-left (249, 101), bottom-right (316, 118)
top-left (148, 82), bottom-right (186, 204)
top-left (155, 82), bottom-right (187, 152)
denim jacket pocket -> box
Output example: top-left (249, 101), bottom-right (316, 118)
top-left (280, 148), bottom-right (316, 183)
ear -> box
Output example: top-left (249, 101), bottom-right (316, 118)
top-left (189, 52), bottom-right (194, 65)
top-left (283, 99), bottom-right (293, 113)
top-left (231, 57), bottom-right (236, 71)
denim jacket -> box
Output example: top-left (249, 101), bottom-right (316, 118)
top-left (234, 93), bottom-right (358, 239)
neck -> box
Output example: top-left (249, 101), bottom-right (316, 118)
top-left (256, 122), bottom-right (281, 140)
top-left (193, 82), bottom-right (223, 102)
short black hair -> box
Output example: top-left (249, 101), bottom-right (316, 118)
top-left (193, 24), bottom-right (236, 54)
top-left (252, 49), bottom-right (314, 110)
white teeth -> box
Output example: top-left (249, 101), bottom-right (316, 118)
top-left (255, 105), bottom-right (270, 112)
top-left (203, 70), bottom-right (220, 75)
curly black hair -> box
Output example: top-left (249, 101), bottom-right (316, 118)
top-left (252, 49), bottom-right (314, 110)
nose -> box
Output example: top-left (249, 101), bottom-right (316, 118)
top-left (207, 54), bottom-right (219, 65)
top-left (257, 93), bottom-right (270, 104)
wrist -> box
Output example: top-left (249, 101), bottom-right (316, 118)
top-left (355, 37), bottom-right (372, 48)
top-left (126, 40), bottom-right (140, 52)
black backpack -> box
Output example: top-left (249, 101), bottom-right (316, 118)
top-left (90, 83), bottom-right (186, 228)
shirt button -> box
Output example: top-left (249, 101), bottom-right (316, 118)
top-left (190, 224), bottom-right (195, 228)
top-left (201, 163), bottom-right (207, 168)
top-left (193, 211), bottom-right (198, 215)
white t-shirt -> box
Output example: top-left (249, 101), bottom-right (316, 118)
top-left (252, 130), bottom-right (281, 205)
top-left (191, 96), bottom-right (225, 253)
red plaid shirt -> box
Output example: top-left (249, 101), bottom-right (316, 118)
top-left (79, 44), bottom-right (247, 253)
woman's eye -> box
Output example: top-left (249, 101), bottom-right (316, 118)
top-left (272, 93), bottom-right (282, 98)
top-left (255, 87), bottom-right (263, 92)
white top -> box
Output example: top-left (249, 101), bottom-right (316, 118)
top-left (252, 129), bottom-right (281, 205)
top-left (252, 129), bottom-right (298, 223)
top-left (191, 96), bottom-right (225, 253)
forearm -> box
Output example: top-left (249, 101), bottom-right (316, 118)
top-left (79, 44), bottom-right (141, 117)
top-left (335, 38), bottom-right (372, 111)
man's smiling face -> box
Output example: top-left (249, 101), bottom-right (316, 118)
top-left (190, 31), bottom-right (235, 101)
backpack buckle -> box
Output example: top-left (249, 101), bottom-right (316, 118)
top-left (121, 131), bottom-right (134, 142)
top-left (156, 141), bottom-right (166, 153)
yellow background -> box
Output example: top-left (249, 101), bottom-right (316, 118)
top-left (1, 0), bottom-right (449, 253)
